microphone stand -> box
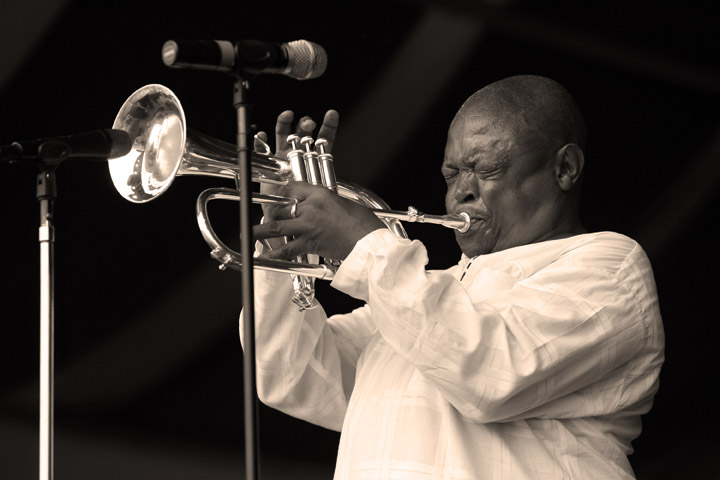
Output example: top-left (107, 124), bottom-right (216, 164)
top-left (37, 160), bottom-right (57, 480)
top-left (3, 141), bottom-right (71, 480)
top-left (34, 142), bottom-right (74, 480)
top-left (2, 140), bottom-right (92, 480)
top-left (233, 77), bottom-right (260, 480)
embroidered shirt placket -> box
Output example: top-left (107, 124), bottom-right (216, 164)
top-left (460, 257), bottom-right (477, 282)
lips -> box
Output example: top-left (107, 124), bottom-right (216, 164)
top-left (455, 214), bottom-right (486, 235)
top-left (446, 204), bottom-right (489, 233)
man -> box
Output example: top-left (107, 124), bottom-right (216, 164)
top-left (244, 75), bottom-right (664, 479)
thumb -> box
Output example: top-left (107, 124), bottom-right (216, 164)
top-left (254, 132), bottom-right (270, 153)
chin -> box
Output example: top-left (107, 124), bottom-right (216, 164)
top-left (454, 232), bottom-right (493, 258)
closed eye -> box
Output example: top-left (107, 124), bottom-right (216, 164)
top-left (476, 163), bottom-right (508, 179)
top-left (441, 167), bottom-right (458, 180)
top-left (477, 168), bottom-right (501, 178)
top-left (443, 166), bottom-right (501, 180)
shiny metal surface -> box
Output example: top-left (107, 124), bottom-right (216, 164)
top-left (110, 84), bottom-right (291, 203)
top-left (109, 83), bottom-right (470, 285)
top-left (196, 188), bottom-right (338, 280)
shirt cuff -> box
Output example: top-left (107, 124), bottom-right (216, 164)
top-left (331, 228), bottom-right (407, 301)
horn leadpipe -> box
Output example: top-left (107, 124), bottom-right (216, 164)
top-left (373, 207), bottom-right (471, 233)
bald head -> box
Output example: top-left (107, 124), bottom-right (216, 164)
top-left (458, 75), bottom-right (586, 155)
top-left (443, 75), bottom-right (588, 256)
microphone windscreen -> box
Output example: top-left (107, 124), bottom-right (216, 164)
top-left (285, 40), bottom-right (328, 80)
top-left (107, 129), bottom-right (133, 159)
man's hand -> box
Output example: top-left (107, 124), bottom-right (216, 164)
top-left (253, 182), bottom-right (385, 261)
top-left (255, 109), bottom-right (339, 220)
top-left (265, 109), bottom-right (339, 159)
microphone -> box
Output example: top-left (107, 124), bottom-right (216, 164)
top-left (162, 39), bottom-right (328, 80)
top-left (0, 129), bottom-right (132, 163)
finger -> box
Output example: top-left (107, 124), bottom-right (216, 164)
top-left (280, 181), bottom-right (323, 203)
top-left (296, 116), bottom-right (317, 138)
top-left (317, 110), bottom-right (340, 152)
top-left (258, 240), bottom-right (306, 261)
top-left (253, 217), bottom-right (304, 241)
top-left (275, 110), bottom-right (295, 152)
top-left (271, 199), bottom-right (298, 221)
top-left (253, 131), bottom-right (269, 153)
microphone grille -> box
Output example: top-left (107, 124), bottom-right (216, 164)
top-left (285, 40), bottom-right (328, 80)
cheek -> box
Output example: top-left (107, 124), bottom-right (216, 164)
top-left (502, 178), bottom-right (552, 222)
top-left (444, 182), bottom-right (458, 209)
top-left (476, 183), bottom-right (503, 210)
top-left (479, 182), bottom-right (531, 226)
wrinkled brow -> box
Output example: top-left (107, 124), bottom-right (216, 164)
top-left (450, 144), bottom-right (512, 170)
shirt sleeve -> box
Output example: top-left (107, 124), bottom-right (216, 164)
top-left (331, 229), bottom-right (663, 424)
top-left (240, 261), bottom-right (377, 432)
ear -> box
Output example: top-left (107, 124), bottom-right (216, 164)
top-left (554, 143), bottom-right (584, 192)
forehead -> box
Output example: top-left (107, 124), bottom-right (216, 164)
top-left (444, 113), bottom-right (517, 166)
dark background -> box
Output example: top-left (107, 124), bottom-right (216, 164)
top-left (1, 0), bottom-right (718, 478)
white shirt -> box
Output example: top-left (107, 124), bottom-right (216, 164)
top-left (241, 230), bottom-right (664, 479)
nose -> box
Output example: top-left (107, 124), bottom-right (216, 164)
top-left (453, 170), bottom-right (479, 205)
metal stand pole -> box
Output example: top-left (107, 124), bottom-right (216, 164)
top-left (4, 140), bottom-right (95, 480)
top-left (233, 78), bottom-right (259, 480)
top-left (37, 166), bottom-right (58, 480)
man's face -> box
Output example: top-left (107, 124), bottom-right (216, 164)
top-left (442, 111), bottom-right (560, 257)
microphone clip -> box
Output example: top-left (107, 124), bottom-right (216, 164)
top-left (2, 140), bottom-right (70, 168)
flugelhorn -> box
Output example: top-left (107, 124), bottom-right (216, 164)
top-left (109, 84), bottom-right (470, 284)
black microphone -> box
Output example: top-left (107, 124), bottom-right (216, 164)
top-left (162, 39), bottom-right (328, 80)
top-left (0, 129), bottom-right (132, 163)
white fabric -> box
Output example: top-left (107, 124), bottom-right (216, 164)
top-left (241, 230), bottom-right (664, 479)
